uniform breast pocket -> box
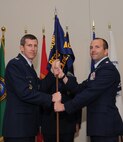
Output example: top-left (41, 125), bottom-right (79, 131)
top-left (26, 76), bottom-right (37, 90)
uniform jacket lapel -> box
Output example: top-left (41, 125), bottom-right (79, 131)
top-left (17, 54), bottom-right (37, 78)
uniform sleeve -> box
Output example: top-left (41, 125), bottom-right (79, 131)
top-left (64, 65), bottom-right (118, 113)
top-left (65, 76), bottom-right (88, 94)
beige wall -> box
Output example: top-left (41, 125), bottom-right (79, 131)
top-left (0, 0), bottom-right (123, 142)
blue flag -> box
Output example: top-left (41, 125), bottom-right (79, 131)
top-left (64, 30), bottom-right (75, 74)
top-left (48, 15), bottom-right (75, 74)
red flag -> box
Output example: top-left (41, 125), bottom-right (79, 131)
top-left (40, 34), bottom-right (48, 79)
top-left (36, 130), bottom-right (43, 142)
top-left (36, 32), bottom-right (48, 142)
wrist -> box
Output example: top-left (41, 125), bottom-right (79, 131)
top-left (62, 104), bottom-right (65, 111)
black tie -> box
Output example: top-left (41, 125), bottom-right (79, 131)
top-left (31, 64), bottom-right (34, 69)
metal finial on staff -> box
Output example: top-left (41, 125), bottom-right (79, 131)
top-left (54, 7), bottom-right (58, 16)
top-left (1, 26), bottom-right (6, 36)
top-left (24, 26), bottom-right (28, 34)
top-left (66, 26), bottom-right (68, 32)
top-left (108, 24), bottom-right (111, 30)
top-left (92, 20), bottom-right (95, 32)
top-left (42, 27), bottom-right (45, 35)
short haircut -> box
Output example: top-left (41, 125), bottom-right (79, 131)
top-left (94, 37), bottom-right (108, 49)
top-left (20, 34), bottom-right (38, 46)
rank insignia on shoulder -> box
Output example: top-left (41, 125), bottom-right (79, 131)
top-left (105, 61), bottom-right (109, 64)
top-left (29, 84), bottom-right (33, 90)
top-left (90, 72), bottom-right (96, 80)
top-left (15, 57), bottom-right (19, 60)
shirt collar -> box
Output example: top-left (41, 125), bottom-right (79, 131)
top-left (94, 56), bottom-right (108, 69)
top-left (20, 53), bottom-right (32, 67)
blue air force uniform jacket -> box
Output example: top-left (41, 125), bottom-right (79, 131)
top-left (64, 58), bottom-right (123, 136)
top-left (3, 54), bottom-right (55, 137)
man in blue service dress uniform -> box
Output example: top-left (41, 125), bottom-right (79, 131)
top-left (54, 38), bottom-right (123, 142)
top-left (2, 34), bottom-right (61, 142)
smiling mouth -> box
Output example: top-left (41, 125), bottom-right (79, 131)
top-left (91, 54), bottom-right (96, 57)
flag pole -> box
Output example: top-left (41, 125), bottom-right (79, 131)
top-left (56, 34), bottom-right (60, 142)
top-left (90, 21), bottom-right (96, 72)
top-left (54, 9), bottom-right (60, 142)
top-left (92, 20), bottom-right (95, 39)
top-left (1, 26), bottom-right (6, 57)
top-left (0, 26), bottom-right (6, 142)
top-left (0, 26), bottom-right (6, 99)
top-left (66, 26), bottom-right (68, 32)
top-left (42, 27), bottom-right (45, 36)
top-left (24, 26), bottom-right (28, 34)
top-left (108, 24), bottom-right (111, 30)
top-left (92, 20), bottom-right (95, 32)
top-left (1, 26), bottom-right (6, 38)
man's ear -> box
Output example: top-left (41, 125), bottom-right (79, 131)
top-left (105, 49), bottom-right (108, 56)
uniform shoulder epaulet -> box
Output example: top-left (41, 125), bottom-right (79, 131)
top-left (105, 61), bottom-right (109, 64)
top-left (14, 57), bottom-right (20, 60)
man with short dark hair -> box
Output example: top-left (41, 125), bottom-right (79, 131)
top-left (54, 38), bottom-right (123, 142)
top-left (3, 34), bottom-right (61, 142)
